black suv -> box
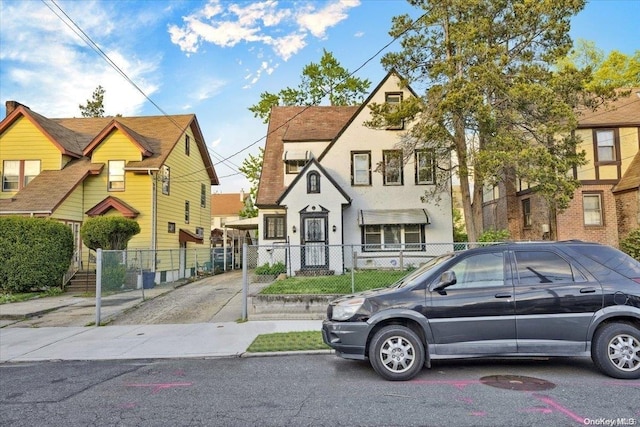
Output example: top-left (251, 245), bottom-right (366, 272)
top-left (322, 241), bottom-right (640, 381)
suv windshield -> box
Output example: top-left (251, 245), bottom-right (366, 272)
top-left (392, 253), bottom-right (454, 288)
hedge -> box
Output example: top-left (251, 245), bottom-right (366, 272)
top-left (0, 216), bottom-right (74, 293)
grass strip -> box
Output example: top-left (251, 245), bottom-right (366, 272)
top-left (259, 270), bottom-right (406, 294)
top-left (246, 331), bottom-right (330, 353)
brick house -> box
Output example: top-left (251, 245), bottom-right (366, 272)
top-left (482, 90), bottom-right (640, 246)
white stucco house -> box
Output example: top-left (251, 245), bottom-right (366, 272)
top-left (255, 71), bottom-right (454, 276)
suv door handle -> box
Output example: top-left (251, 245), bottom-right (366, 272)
top-left (494, 293), bottom-right (512, 298)
top-left (579, 287), bottom-right (596, 294)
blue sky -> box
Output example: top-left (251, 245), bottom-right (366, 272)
top-left (1, 0), bottom-right (638, 193)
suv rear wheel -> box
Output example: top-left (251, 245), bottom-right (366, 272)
top-left (369, 325), bottom-right (425, 381)
top-left (592, 322), bottom-right (640, 379)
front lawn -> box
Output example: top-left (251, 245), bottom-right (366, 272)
top-left (259, 270), bottom-right (407, 295)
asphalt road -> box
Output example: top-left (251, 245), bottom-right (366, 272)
top-left (1, 354), bottom-right (638, 427)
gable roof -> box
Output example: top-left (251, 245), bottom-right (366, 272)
top-left (276, 157), bottom-right (351, 205)
top-left (0, 159), bottom-right (103, 214)
top-left (86, 196), bottom-right (140, 218)
top-left (0, 105), bottom-right (86, 157)
top-left (577, 90), bottom-right (640, 128)
top-left (211, 193), bottom-right (247, 216)
top-left (256, 105), bottom-right (357, 207)
top-left (613, 151), bottom-right (640, 193)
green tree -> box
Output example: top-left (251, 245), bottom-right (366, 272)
top-left (239, 148), bottom-right (263, 218)
top-left (80, 216), bottom-right (140, 250)
top-left (248, 50), bottom-right (371, 123)
top-left (368, 0), bottom-right (588, 242)
top-left (79, 85), bottom-right (105, 118)
top-left (620, 228), bottom-right (640, 262)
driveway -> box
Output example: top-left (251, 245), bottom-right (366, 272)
top-left (1, 270), bottom-right (244, 328)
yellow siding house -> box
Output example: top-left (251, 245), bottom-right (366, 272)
top-left (0, 101), bottom-right (218, 282)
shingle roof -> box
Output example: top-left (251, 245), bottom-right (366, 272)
top-left (0, 159), bottom-right (103, 214)
top-left (211, 193), bottom-right (247, 216)
top-left (613, 151), bottom-right (640, 193)
top-left (578, 90), bottom-right (640, 127)
top-left (255, 106), bottom-right (358, 207)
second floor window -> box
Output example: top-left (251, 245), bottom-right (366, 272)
top-left (286, 160), bottom-right (306, 174)
top-left (108, 160), bottom-right (125, 191)
top-left (596, 130), bottom-right (615, 162)
top-left (185, 200), bottom-right (190, 224)
top-left (161, 165), bottom-right (170, 195)
top-left (307, 171), bottom-right (320, 193)
top-left (200, 183), bottom-right (207, 208)
top-left (415, 149), bottom-right (435, 185)
top-left (383, 150), bottom-right (403, 185)
top-left (352, 151), bottom-right (371, 186)
top-left (2, 159), bottom-right (40, 192)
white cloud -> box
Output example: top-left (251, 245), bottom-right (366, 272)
top-left (168, 0), bottom-right (360, 61)
top-left (0, 0), bottom-right (160, 117)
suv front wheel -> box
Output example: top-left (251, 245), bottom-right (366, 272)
top-left (369, 325), bottom-right (425, 381)
top-left (592, 322), bottom-right (640, 379)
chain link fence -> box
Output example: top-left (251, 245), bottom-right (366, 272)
top-left (243, 243), bottom-right (463, 320)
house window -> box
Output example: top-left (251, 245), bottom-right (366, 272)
top-left (595, 129), bottom-right (615, 162)
top-left (2, 160), bottom-right (40, 192)
top-left (522, 198), bottom-right (532, 228)
top-left (168, 222), bottom-right (176, 233)
top-left (108, 160), bottom-right (125, 191)
top-left (363, 224), bottom-right (425, 251)
top-left (352, 151), bottom-right (371, 186)
top-left (385, 92), bottom-right (404, 130)
top-left (200, 183), bottom-right (207, 208)
top-left (415, 149), bottom-right (435, 185)
top-left (286, 160), bottom-right (306, 174)
top-left (195, 227), bottom-right (204, 237)
top-left (264, 215), bottom-right (286, 239)
top-left (383, 150), bottom-right (403, 185)
top-left (307, 171), bottom-right (320, 193)
top-left (185, 201), bottom-right (190, 224)
top-left (583, 193), bottom-right (603, 226)
top-left (185, 135), bottom-right (191, 156)
top-left (161, 165), bottom-right (170, 195)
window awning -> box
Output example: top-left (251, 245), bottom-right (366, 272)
top-left (179, 228), bottom-right (204, 244)
top-left (282, 150), bottom-right (309, 161)
top-left (358, 209), bottom-right (430, 226)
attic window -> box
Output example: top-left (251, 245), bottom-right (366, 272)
top-left (108, 160), bottom-right (125, 191)
top-left (385, 92), bottom-right (404, 130)
top-left (185, 135), bottom-right (191, 156)
top-left (283, 150), bottom-right (309, 174)
top-left (307, 171), bottom-right (320, 193)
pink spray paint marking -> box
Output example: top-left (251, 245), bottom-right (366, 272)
top-left (470, 411), bottom-right (487, 417)
top-left (533, 394), bottom-right (585, 424)
top-left (411, 379), bottom-right (482, 391)
top-left (125, 382), bottom-right (193, 394)
top-left (521, 407), bottom-right (553, 415)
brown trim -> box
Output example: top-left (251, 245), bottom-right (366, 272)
top-left (179, 228), bottom-right (203, 244)
top-left (86, 196), bottom-right (139, 218)
top-left (592, 128), bottom-right (622, 181)
top-left (580, 179), bottom-right (619, 186)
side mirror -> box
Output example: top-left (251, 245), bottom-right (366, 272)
top-left (434, 271), bottom-right (457, 291)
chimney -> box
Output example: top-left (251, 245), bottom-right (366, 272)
top-left (5, 101), bottom-right (27, 117)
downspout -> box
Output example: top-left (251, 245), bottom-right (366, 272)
top-left (149, 170), bottom-right (157, 270)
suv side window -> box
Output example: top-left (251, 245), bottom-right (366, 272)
top-left (514, 251), bottom-right (584, 285)
top-left (449, 252), bottom-right (505, 289)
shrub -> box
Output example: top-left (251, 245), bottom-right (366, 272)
top-left (81, 216), bottom-right (140, 250)
top-left (0, 216), bottom-right (74, 293)
top-left (255, 262), bottom-right (286, 275)
top-left (620, 228), bottom-right (640, 261)
top-left (478, 229), bottom-right (510, 243)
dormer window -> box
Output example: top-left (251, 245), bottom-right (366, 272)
top-left (108, 160), bottom-right (125, 191)
top-left (307, 171), bottom-right (320, 193)
top-left (283, 150), bottom-right (309, 174)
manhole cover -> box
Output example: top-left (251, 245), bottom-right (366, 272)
top-left (480, 375), bottom-right (555, 391)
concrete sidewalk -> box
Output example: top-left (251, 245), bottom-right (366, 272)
top-left (0, 273), bottom-right (327, 363)
top-left (0, 320), bottom-right (325, 363)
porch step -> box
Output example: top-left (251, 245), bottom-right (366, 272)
top-left (65, 271), bottom-right (96, 294)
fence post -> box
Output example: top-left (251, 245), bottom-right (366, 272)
top-left (95, 248), bottom-right (102, 327)
top-left (351, 247), bottom-right (355, 293)
top-left (242, 243), bottom-right (248, 320)
top-left (399, 251), bottom-right (404, 270)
